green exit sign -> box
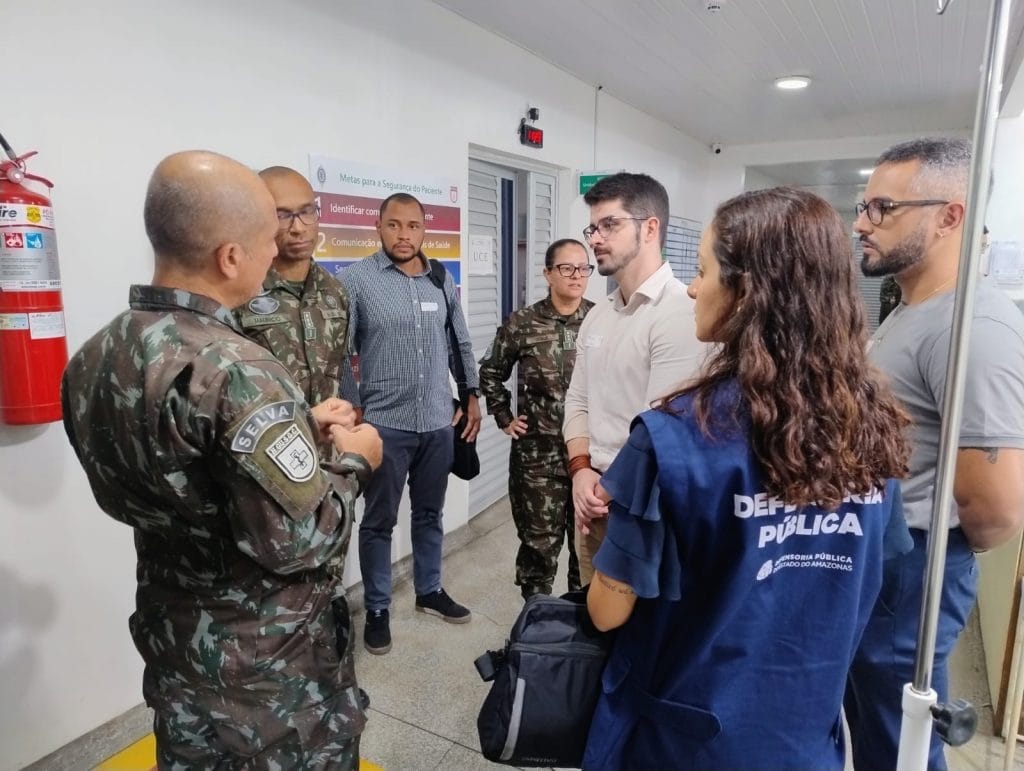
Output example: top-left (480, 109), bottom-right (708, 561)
top-left (578, 171), bottom-right (618, 195)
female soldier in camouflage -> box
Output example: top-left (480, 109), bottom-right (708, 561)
top-left (479, 239), bottom-right (595, 599)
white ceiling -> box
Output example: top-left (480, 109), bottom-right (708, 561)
top-left (432, 0), bottom-right (1024, 146)
top-left (431, 0), bottom-right (1024, 217)
top-left (746, 157), bottom-right (875, 214)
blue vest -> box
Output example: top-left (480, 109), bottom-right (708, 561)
top-left (584, 391), bottom-right (900, 770)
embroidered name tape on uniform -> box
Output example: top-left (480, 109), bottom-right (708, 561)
top-left (240, 313), bottom-right (288, 327)
top-left (266, 423), bottom-right (317, 482)
top-left (231, 400), bottom-right (296, 453)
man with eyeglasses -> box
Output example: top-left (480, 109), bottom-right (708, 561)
top-left (234, 164), bottom-right (363, 694)
top-left (845, 137), bottom-right (1024, 771)
top-left (563, 172), bottom-right (705, 586)
top-left (479, 238), bottom-right (595, 599)
top-left (236, 166), bottom-right (350, 426)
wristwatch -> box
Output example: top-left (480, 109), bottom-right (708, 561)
top-left (463, 388), bottom-right (480, 397)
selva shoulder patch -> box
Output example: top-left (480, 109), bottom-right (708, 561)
top-left (231, 400), bottom-right (296, 453)
top-left (266, 423), bottom-right (317, 482)
top-left (225, 399), bottom-right (327, 519)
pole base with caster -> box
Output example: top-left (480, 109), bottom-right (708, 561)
top-left (898, 683), bottom-right (938, 771)
top-left (896, 684), bottom-right (978, 770)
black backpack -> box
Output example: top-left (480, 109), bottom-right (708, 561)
top-left (474, 591), bottom-right (612, 768)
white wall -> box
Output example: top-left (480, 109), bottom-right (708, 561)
top-left (704, 122), bottom-right (1018, 243)
top-left (700, 130), bottom-right (973, 224)
top-left (0, 1), bottom-right (713, 766)
top-left (989, 116), bottom-right (1024, 243)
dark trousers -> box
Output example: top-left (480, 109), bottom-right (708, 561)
top-left (359, 425), bottom-right (453, 611)
top-left (845, 527), bottom-right (978, 770)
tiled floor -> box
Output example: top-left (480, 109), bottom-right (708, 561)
top-left (81, 497), bottom-right (1024, 769)
top-left (354, 500), bottom-right (542, 770)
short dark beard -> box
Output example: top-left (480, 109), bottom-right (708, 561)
top-left (596, 226), bottom-right (642, 277)
top-left (383, 245), bottom-right (424, 266)
top-left (860, 226), bottom-right (926, 277)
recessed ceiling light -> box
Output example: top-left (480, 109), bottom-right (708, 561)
top-left (775, 76), bottom-right (811, 90)
top-left (859, 168), bottom-right (874, 176)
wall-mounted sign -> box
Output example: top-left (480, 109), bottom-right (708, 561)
top-left (578, 170), bottom-right (619, 196)
top-left (308, 155), bottom-right (462, 285)
top-left (469, 236), bottom-right (495, 276)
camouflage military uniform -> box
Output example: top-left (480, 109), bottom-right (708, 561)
top-left (236, 262), bottom-right (349, 407)
top-left (479, 296), bottom-right (594, 598)
top-left (879, 276), bottom-right (902, 325)
top-left (62, 285), bottom-right (367, 770)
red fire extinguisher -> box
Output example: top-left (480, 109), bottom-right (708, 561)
top-left (0, 133), bottom-right (68, 425)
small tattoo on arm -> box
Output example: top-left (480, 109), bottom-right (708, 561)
top-left (964, 447), bottom-right (1000, 464)
top-left (597, 574), bottom-right (635, 596)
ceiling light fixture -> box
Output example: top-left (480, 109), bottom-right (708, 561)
top-left (774, 76), bottom-right (811, 90)
top-left (859, 168), bottom-right (874, 176)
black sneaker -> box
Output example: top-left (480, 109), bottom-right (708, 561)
top-left (363, 609), bottom-right (391, 655)
top-left (415, 588), bottom-right (471, 624)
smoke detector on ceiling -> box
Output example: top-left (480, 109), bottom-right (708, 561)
top-left (706, 1), bottom-right (724, 12)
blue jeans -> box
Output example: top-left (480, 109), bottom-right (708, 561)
top-left (845, 528), bottom-right (978, 771)
top-left (359, 425), bottom-right (453, 611)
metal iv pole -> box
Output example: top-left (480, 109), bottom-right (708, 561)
top-left (895, 0), bottom-right (1013, 768)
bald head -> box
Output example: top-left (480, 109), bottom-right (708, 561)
top-left (259, 165), bottom-right (310, 189)
top-left (144, 150), bottom-right (276, 268)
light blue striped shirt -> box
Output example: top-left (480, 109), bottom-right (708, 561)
top-left (339, 250), bottom-right (478, 433)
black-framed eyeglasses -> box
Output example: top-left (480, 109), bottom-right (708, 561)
top-left (582, 215), bottom-right (650, 242)
top-left (551, 263), bottom-right (595, 277)
top-left (854, 198), bottom-right (949, 226)
top-left (276, 204), bottom-right (319, 228)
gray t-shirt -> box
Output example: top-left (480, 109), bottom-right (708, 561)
top-left (868, 281), bottom-right (1024, 530)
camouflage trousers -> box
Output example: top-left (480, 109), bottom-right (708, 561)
top-left (151, 596), bottom-right (365, 770)
top-left (155, 710), bottom-right (359, 770)
top-left (508, 438), bottom-right (580, 599)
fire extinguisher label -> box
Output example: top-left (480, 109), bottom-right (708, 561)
top-left (28, 311), bottom-right (66, 339)
top-left (0, 227), bottom-right (62, 290)
top-left (0, 313), bottom-right (30, 331)
top-left (0, 203), bottom-right (56, 229)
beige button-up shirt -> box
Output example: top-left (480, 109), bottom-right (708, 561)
top-left (563, 261), bottom-right (706, 472)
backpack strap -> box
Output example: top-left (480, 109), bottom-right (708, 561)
top-left (426, 258), bottom-right (471, 403)
top-left (427, 258), bottom-right (452, 331)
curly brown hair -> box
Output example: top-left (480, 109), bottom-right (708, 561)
top-left (662, 187), bottom-right (910, 508)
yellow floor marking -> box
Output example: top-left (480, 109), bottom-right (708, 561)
top-left (94, 733), bottom-right (383, 770)
top-left (94, 733), bottom-right (156, 770)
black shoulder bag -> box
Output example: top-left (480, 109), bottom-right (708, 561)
top-left (427, 259), bottom-right (480, 481)
top-left (474, 590), bottom-right (612, 767)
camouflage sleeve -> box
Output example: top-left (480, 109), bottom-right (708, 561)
top-left (200, 359), bottom-right (362, 575)
top-left (60, 370), bottom-right (82, 461)
top-left (322, 452), bottom-right (373, 488)
top-left (478, 319), bottom-right (519, 428)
